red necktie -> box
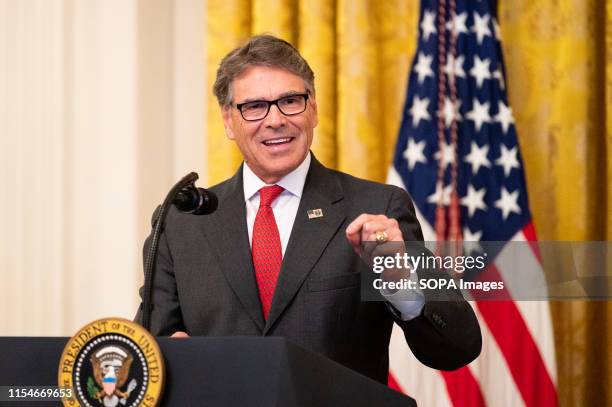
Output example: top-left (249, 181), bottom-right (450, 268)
top-left (252, 185), bottom-right (284, 320)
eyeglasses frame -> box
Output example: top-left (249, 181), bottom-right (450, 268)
top-left (234, 93), bottom-right (310, 121)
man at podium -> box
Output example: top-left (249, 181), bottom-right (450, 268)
top-left (136, 34), bottom-right (481, 384)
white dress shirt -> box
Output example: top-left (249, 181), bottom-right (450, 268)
top-left (242, 152), bottom-right (424, 320)
top-left (243, 153), bottom-right (311, 256)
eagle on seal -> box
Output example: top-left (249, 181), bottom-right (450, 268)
top-left (90, 345), bottom-right (135, 406)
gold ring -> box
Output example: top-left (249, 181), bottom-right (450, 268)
top-left (375, 231), bottom-right (388, 244)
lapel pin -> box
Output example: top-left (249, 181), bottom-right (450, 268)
top-left (307, 209), bottom-right (324, 219)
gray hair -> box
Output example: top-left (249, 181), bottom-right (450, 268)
top-left (213, 34), bottom-right (315, 107)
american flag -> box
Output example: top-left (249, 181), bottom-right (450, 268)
top-left (386, 0), bottom-right (558, 405)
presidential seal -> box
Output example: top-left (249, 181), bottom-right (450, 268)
top-left (58, 317), bottom-right (164, 407)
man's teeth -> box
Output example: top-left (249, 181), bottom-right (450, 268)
top-left (263, 138), bottom-right (291, 145)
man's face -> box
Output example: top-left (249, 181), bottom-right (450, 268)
top-left (222, 66), bottom-right (318, 184)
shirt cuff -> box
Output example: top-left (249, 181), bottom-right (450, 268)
top-left (385, 294), bottom-right (425, 320)
top-left (380, 270), bottom-right (425, 321)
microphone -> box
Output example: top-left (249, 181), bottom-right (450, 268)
top-left (173, 184), bottom-right (218, 215)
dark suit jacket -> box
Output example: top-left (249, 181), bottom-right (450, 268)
top-left (136, 157), bottom-right (481, 384)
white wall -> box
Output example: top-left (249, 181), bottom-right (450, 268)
top-left (0, 0), bottom-right (205, 336)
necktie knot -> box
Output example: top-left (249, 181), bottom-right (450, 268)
top-left (258, 185), bottom-right (284, 208)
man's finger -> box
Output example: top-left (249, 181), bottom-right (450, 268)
top-left (346, 214), bottom-right (389, 239)
top-left (346, 214), bottom-right (376, 248)
top-left (346, 214), bottom-right (404, 259)
top-left (360, 219), bottom-right (398, 241)
top-left (170, 331), bottom-right (190, 338)
top-left (345, 214), bottom-right (375, 236)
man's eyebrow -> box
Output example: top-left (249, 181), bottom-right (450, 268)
top-left (237, 90), bottom-right (306, 104)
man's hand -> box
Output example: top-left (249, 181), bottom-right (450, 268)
top-left (346, 214), bottom-right (412, 287)
top-left (171, 331), bottom-right (190, 338)
top-left (345, 214), bottom-right (404, 256)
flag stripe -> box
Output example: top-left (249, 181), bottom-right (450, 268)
top-left (509, 228), bottom-right (558, 385)
top-left (388, 372), bottom-right (404, 393)
top-left (474, 229), bottom-right (558, 403)
top-left (513, 300), bottom-right (558, 386)
top-left (521, 222), bottom-right (538, 243)
top-left (389, 324), bottom-right (453, 407)
top-left (470, 305), bottom-right (526, 407)
top-left (476, 288), bottom-right (558, 406)
top-left (494, 231), bottom-right (548, 301)
top-left (440, 367), bottom-right (487, 407)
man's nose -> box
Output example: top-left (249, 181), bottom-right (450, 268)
top-left (264, 104), bottom-right (286, 128)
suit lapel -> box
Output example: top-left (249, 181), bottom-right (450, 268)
top-left (264, 158), bottom-right (346, 334)
top-left (201, 168), bottom-right (265, 332)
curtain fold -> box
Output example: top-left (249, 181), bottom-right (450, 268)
top-left (206, 0), bottom-right (251, 183)
top-left (499, 1), bottom-right (611, 404)
top-left (205, 1), bottom-right (611, 405)
top-left (299, 0), bottom-right (337, 168)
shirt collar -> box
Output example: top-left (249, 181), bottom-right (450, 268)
top-left (243, 152), bottom-right (311, 202)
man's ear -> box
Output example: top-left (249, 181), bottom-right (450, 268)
top-left (310, 96), bottom-right (319, 128)
top-left (221, 105), bottom-right (235, 140)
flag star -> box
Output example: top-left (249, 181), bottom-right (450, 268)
top-left (461, 184), bottom-right (487, 217)
top-left (469, 56), bottom-right (492, 88)
top-left (403, 138), bottom-right (428, 170)
top-left (495, 144), bottom-right (520, 177)
top-left (434, 141), bottom-right (455, 168)
top-left (494, 187), bottom-right (521, 220)
top-left (444, 54), bottom-right (466, 78)
top-left (466, 98), bottom-right (491, 132)
top-left (471, 13), bottom-right (492, 45)
top-left (463, 227), bottom-right (483, 255)
top-left (446, 12), bottom-right (469, 36)
top-left (440, 97), bottom-right (462, 128)
top-left (463, 226), bottom-right (483, 242)
top-left (493, 18), bottom-right (501, 40)
top-left (492, 67), bottom-right (505, 90)
top-left (427, 182), bottom-right (452, 206)
top-left (409, 96), bottom-right (431, 127)
top-left (421, 10), bottom-right (437, 41)
top-left (464, 141), bottom-right (491, 174)
top-left (494, 101), bottom-right (515, 134)
top-left (413, 52), bottom-right (434, 84)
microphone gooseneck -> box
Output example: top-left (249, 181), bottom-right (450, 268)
top-left (141, 172), bottom-right (217, 331)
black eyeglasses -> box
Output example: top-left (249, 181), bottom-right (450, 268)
top-left (234, 93), bottom-right (309, 121)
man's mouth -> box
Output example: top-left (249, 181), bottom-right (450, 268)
top-left (262, 137), bottom-right (294, 146)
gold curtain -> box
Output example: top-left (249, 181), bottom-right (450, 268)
top-left (499, 1), bottom-right (612, 405)
top-left (206, 0), bottom-right (611, 405)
